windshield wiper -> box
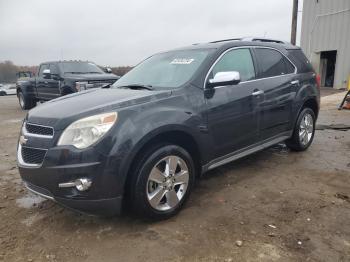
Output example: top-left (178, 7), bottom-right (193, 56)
top-left (64, 72), bottom-right (102, 74)
top-left (64, 72), bottom-right (85, 74)
top-left (119, 84), bottom-right (154, 91)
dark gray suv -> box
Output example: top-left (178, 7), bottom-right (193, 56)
top-left (17, 38), bottom-right (320, 219)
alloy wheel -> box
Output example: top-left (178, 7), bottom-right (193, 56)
top-left (19, 94), bottom-right (25, 109)
top-left (146, 155), bottom-right (189, 211)
top-left (299, 113), bottom-right (314, 146)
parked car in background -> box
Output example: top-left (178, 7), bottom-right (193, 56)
top-left (16, 71), bottom-right (34, 79)
top-left (17, 38), bottom-right (320, 219)
top-left (0, 84), bottom-right (17, 96)
top-left (16, 61), bottom-right (119, 110)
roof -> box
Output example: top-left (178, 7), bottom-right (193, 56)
top-left (175, 37), bottom-right (301, 51)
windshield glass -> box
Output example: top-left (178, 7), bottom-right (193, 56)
top-left (60, 62), bottom-right (104, 74)
top-left (113, 49), bottom-right (212, 89)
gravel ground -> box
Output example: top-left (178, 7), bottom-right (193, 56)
top-left (0, 92), bottom-right (349, 262)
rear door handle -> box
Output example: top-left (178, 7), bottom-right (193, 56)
top-left (291, 80), bottom-right (300, 85)
top-left (252, 90), bottom-right (264, 96)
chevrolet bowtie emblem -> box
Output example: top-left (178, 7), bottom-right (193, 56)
top-left (19, 135), bottom-right (28, 145)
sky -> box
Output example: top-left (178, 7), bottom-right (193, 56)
top-left (0, 0), bottom-right (303, 67)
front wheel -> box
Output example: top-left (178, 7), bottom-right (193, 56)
top-left (18, 91), bottom-right (36, 110)
top-left (129, 144), bottom-right (195, 220)
top-left (286, 108), bottom-right (316, 151)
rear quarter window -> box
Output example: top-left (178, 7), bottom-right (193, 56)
top-left (254, 48), bottom-right (295, 78)
top-left (287, 49), bottom-right (314, 73)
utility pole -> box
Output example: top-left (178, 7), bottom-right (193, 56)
top-left (291, 0), bottom-right (299, 45)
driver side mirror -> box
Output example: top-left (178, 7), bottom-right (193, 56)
top-left (105, 67), bottom-right (112, 73)
top-left (43, 69), bottom-right (51, 79)
top-left (207, 71), bottom-right (241, 88)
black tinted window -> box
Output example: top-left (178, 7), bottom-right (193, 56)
top-left (212, 48), bottom-right (255, 81)
top-left (284, 58), bottom-right (295, 74)
top-left (288, 49), bottom-right (313, 73)
top-left (255, 48), bottom-right (293, 78)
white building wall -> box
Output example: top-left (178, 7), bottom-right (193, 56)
top-left (300, 0), bottom-right (350, 89)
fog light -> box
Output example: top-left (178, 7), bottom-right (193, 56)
top-left (58, 178), bottom-right (92, 191)
top-left (75, 178), bottom-right (92, 191)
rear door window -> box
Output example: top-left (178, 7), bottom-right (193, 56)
top-left (212, 48), bottom-right (256, 82)
top-left (284, 58), bottom-right (295, 74)
top-left (255, 48), bottom-right (294, 78)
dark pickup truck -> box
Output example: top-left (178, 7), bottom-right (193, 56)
top-left (16, 61), bottom-right (119, 110)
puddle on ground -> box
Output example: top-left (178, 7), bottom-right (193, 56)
top-left (316, 124), bottom-right (350, 131)
top-left (16, 192), bottom-right (46, 209)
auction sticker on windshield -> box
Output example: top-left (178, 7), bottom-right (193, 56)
top-left (170, 58), bottom-right (194, 64)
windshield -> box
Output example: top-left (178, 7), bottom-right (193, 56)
top-left (60, 62), bottom-right (104, 74)
top-left (113, 49), bottom-right (212, 89)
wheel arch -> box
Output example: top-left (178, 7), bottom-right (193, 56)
top-left (290, 96), bottom-right (319, 138)
top-left (301, 98), bottom-right (319, 119)
top-left (122, 128), bottom-right (202, 196)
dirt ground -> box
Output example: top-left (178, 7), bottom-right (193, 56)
top-left (0, 90), bottom-right (349, 262)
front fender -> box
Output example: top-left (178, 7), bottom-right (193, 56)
top-left (105, 104), bottom-right (205, 194)
top-left (16, 80), bottom-right (36, 98)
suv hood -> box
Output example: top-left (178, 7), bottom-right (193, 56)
top-left (64, 73), bottom-right (119, 82)
top-left (26, 88), bottom-right (171, 130)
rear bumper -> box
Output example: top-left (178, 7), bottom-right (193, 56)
top-left (24, 181), bottom-right (122, 216)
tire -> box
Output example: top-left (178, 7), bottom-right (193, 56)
top-left (128, 144), bottom-right (195, 220)
top-left (18, 91), bottom-right (36, 110)
top-left (286, 108), bottom-right (316, 151)
top-left (0, 91), bottom-right (6, 96)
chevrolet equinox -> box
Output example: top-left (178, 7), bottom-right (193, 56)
top-left (17, 38), bottom-right (320, 219)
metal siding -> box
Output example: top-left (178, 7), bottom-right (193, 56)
top-left (300, 0), bottom-right (350, 88)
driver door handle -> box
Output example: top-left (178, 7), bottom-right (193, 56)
top-left (252, 90), bottom-right (264, 96)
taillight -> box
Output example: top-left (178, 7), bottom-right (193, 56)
top-left (316, 74), bottom-right (321, 88)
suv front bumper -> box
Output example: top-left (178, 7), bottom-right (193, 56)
top-left (24, 181), bottom-right (122, 216)
top-left (18, 143), bottom-right (124, 216)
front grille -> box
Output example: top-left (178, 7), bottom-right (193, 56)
top-left (21, 146), bottom-right (47, 165)
top-left (25, 123), bottom-right (54, 137)
top-left (88, 79), bottom-right (116, 84)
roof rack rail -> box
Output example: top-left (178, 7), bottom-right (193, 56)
top-left (209, 38), bottom-right (242, 43)
top-left (242, 37), bottom-right (288, 44)
top-left (208, 37), bottom-right (288, 45)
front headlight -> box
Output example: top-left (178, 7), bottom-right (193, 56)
top-left (57, 112), bottom-right (118, 149)
top-left (75, 81), bottom-right (94, 91)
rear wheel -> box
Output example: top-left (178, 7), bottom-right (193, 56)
top-left (128, 144), bottom-right (195, 220)
top-left (0, 91), bottom-right (6, 96)
top-left (18, 91), bottom-right (36, 110)
top-left (286, 108), bottom-right (316, 151)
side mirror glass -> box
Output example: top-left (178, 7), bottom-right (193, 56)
top-left (43, 69), bottom-right (51, 79)
top-left (208, 71), bottom-right (241, 88)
